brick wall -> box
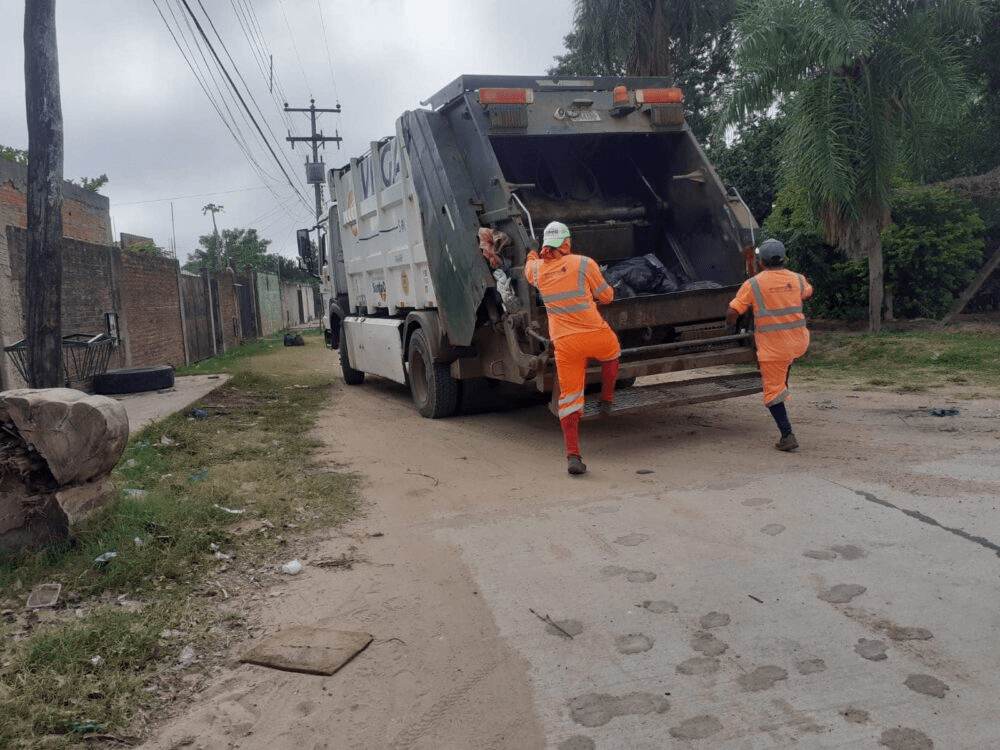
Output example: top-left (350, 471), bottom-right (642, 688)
top-left (120, 251), bottom-right (185, 368)
top-left (0, 159), bottom-right (112, 244)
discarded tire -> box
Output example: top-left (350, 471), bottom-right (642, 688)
top-left (94, 365), bottom-right (175, 395)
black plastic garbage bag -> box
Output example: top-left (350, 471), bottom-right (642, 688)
top-left (606, 254), bottom-right (679, 296)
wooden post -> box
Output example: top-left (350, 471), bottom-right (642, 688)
top-left (24, 0), bottom-right (64, 388)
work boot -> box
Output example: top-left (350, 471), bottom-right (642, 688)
top-left (775, 432), bottom-right (799, 452)
top-left (567, 455), bottom-right (587, 475)
top-left (598, 399), bottom-right (613, 417)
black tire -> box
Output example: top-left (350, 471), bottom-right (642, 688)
top-left (407, 328), bottom-right (458, 418)
top-left (339, 325), bottom-right (365, 386)
top-left (94, 365), bottom-right (175, 395)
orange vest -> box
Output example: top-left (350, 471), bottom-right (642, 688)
top-left (730, 268), bottom-right (813, 362)
top-left (525, 251), bottom-right (614, 340)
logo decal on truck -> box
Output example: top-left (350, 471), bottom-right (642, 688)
top-left (358, 138), bottom-right (402, 200)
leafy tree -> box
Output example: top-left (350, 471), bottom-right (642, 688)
top-left (882, 183), bottom-right (984, 319)
top-left (722, 0), bottom-right (983, 332)
top-left (920, 0), bottom-right (1000, 182)
top-left (183, 227), bottom-right (272, 274)
top-left (184, 233), bottom-right (224, 274)
top-left (707, 114), bottom-right (784, 224)
top-left (554, 0), bottom-right (734, 79)
top-left (550, 1), bottom-right (737, 140)
top-left (766, 181), bottom-right (985, 321)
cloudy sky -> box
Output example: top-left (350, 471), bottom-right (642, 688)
top-left (2, 0), bottom-right (575, 262)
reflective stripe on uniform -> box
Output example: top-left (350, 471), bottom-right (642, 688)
top-left (749, 276), bottom-right (805, 331)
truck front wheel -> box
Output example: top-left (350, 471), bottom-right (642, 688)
top-left (340, 324), bottom-right (365, 386)
top-left (407, 328), bottom-right (458, 418)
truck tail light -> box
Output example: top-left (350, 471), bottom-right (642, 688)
top-left (635, 88), bottom-right (683, 104)
top-left (478, 88), bottom-right (534, 105)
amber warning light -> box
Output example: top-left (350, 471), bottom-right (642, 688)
top-left (635, 88), bottom-right (684, 104)
top-left (478, 88), bottom-right (534, 105)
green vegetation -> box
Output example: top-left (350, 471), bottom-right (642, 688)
top-left (0, 331), bottom-right (357, 747)
top-left (770, 182), bottom-right (986, 321)
top-left (799, 326), bottom-right (1000, 396)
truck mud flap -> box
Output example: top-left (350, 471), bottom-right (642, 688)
top-left (579, 372), bottom-right (761, 421)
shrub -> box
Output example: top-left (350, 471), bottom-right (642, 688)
top-left (764, 182), bottom-right (985, 320)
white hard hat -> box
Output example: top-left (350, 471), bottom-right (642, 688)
top-left (542, 221), bottom-right (571, 248)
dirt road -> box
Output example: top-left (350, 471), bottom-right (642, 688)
top-left (139, 363), bottom-right (1000, 749)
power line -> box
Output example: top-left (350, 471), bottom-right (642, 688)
top-left (111, 185), bottom-right (269, 207)
top-left (175, 0), bottom-right (311, 209)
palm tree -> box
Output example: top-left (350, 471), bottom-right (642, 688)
top-left (722, 0), bottom-right (983, 332)
top-left (563, 0), bottom-right (734, 78)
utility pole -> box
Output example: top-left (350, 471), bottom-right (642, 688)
top-left (24, 0), bottom-right (64, 388)
top-left (284, 100), bottom-right (341, 244)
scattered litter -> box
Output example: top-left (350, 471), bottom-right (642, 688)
top-left (188, 469), bottom-right (209, 482)
top-left (160, 435), bottom-right (177, 446)
top-left (93, 552), bottom-right (117, 567)
top-left (177, 644), bottom-right (196, 667)
top-left (70, 722), bottom-right (102, 734)
top-left (133, 537), bottom-right (144, 547)
top-left (929, 408), bottom-right (959, 417)
top-left (125, 458), bottom-right (137, 468)
top-left (281, 560), bottom-right (303, 575)
top-left (160, 629), bottom-right (184, 639)
top-left (90, 655), bottom-right (102, 667)
top-left (123, 488), bottom-right (147, 498)
top-left (636, 469), bottom-right (654, 475)
top-left (213, 503), bottom-right (245, 514)
top-left (136, 441), bottom-right (150, 449)
top-left (190, 408), bottom-right (209, 420)
top-left (214, 551), bottom-right (231, 561)
top-left (529, 608), bottom-right (574, 639)
top-left (26, 583), bottom-right (61, 609)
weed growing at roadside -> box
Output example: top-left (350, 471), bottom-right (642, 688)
top-left (799, 328), bottom-right (1000, 396)
top-left (0, 332), bottom-right (358, 747)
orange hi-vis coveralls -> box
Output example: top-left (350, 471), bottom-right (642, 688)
top-left (525, 249), bottom-right (620, 457)
top-left (728, 268), bottom-right (813, 407)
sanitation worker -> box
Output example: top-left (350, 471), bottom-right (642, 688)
top-left (726, 238), bottom-right (813, 451)
top-left (525, 221), bottom-right (620, 475)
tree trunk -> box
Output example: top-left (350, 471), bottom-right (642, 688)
top-left (868, 240), bottom-right (884, 333)
top-left (24, 0), bottom-right (64, 388)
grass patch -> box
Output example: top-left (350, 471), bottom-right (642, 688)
top-left (799, 328), bottom-right (1000, 396)
top-left (0, 331), bottom-right (358, 747)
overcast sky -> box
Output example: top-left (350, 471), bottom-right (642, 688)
top-left (2, 0), bottom-right (575, 262)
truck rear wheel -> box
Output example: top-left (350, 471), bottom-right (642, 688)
top-left (339, 325), bottom-right (365, 386)
top-left (407, 328), bottom-right (458, 418)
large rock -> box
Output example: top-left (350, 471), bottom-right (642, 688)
top-left (0, 388), bottom-right (129, 551)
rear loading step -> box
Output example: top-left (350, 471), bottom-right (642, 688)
top-left (580, 372), bottom-right (762, 421)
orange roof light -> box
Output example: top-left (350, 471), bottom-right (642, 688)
top-left (635, 88), bottom-right (683, 104)
top-left (478, 88), bottom-right (534, 105)
top-left (612, 85), bottom-right (629, 106)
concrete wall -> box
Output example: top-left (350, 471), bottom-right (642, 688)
top-left (280, 282), bottom-right (321, 328)
top-left (257, 272), bottom-right (283, 336)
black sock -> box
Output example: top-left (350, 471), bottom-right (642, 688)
top-left (768, 402), bottom-right (792, 437)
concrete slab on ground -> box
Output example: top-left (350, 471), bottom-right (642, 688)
top-left (107, 374), bottom-right (230, 434)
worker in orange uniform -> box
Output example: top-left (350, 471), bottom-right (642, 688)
top-left (726, 238), bottom-right (813, 451)
top-left (525, 221), bottom-right (620, 475)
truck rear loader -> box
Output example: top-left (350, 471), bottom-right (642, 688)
top-left (320, 75), bottom-right (762, 418)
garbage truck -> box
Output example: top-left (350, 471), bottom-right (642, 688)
top-left (319, 74), bottom-right (762, 419)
